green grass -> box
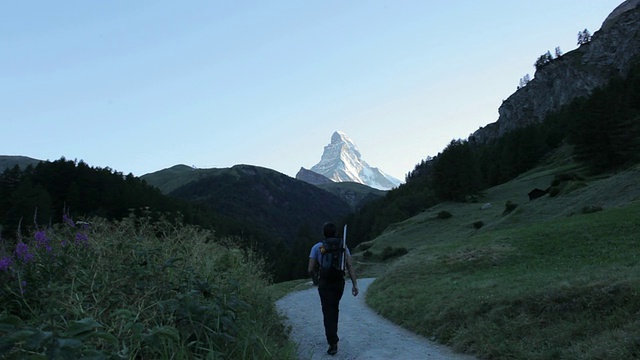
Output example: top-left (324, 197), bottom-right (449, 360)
top-left (361, 162), bottom-right (640, 359)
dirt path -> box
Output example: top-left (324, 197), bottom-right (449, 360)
top-left (276, 278), bottom-right (476, 360)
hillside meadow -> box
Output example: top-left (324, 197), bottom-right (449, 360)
top-left (356, 162), bottom-right (640, 359)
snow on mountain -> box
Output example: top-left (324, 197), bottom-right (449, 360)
top-left (306, 131), bottom-right (402, 190)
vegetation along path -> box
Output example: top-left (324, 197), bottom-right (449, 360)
top-left (276, 278), bottom-right (475, 360)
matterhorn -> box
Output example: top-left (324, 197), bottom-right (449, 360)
top-left (296, 131), bottom-right (402, 190)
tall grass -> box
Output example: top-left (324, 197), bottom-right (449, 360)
top-left (0, 212), bottom-right (296, 359)
top-left (366, 202), bottom-right (640, 359)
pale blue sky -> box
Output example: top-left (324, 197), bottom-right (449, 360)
top-left (1, 1), bottom-right (624, 180)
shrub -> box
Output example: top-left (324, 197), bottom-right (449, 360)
top-left (473, 221), bottom-right (484, 229)
top-left (0, 213), bottom-right (295, 359)
top-left (504, 201), bottom-right (518, 214)
top-left (363, 250), bottom-right (373, 259)
top-left (549, 186), bottom-right (561, 197)
top-left (437, 211), bottom-right (453, 219)
top-left (551, 172), bottom-right (585, 186)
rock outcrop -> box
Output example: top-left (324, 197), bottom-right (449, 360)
top-left (471, 1), bottom-right (640, 143)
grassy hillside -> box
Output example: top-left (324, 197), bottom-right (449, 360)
top-left (140, 164), bottom-right (226, 194)
top-left (358, 160), bottom-right (640, 359)
top-left (0, 155), bottom-right (41, 172)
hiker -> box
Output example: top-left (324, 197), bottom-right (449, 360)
top-left (308, 222), bottom-right (359, 356)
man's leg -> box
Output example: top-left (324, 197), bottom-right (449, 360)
top-left (318, 279), bottom-right (345, 346)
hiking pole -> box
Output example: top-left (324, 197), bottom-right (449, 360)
top-left (341, 224), bottom-right (347, 271)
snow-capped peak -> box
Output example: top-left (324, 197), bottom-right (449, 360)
top-left (308, 131), bottom-right (401, 190)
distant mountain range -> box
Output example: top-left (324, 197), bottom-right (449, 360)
top-left (2, 131), bottom-right (402, 192)
top-left (0, 146), bottom-right (388, 248)
top-left (297, 131), bottom-right (402, 190)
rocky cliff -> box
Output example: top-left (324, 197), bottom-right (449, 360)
top-left (471, 0), bottom-right (640, 143)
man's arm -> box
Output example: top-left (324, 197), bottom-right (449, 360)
top-left (346, 254), bottom-right (359, 296)
top-left (308, 258), bottom-right (319, 285)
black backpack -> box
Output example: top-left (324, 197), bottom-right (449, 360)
top-left (319, 237), bottom-right (345, 281)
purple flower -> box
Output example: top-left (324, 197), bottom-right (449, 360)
top-left (63, 214), bottom-right (75, 228)
top-left (0, 256), bottom-right (12, 271)
top-left (75, 232), bottom-right (89, 246)
top-left (34, 230), bottom-right (46, 242)
top-left (15, 242), bottom-right (34, 263)
top-left (34, 230), bottom-right (53, 252)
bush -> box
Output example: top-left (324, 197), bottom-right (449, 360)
top-left (437, 211), bottom-right (453, 219)
top-left (363, 250), bottom-right (373, 259)
top-left (0, 213), bottom-right (295, 359)
top-left (551, 172), bottom-right (584, 186)
top-left (549, 186), bottom-right (561, 197)
top-left (504, 201), bottom-right (518, 214)
top-left (473, 221), bottom-right (484, 229)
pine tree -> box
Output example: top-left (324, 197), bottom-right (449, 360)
top-left (555, 46), bottom-right (563, 57)
top-left (577, 29), bottom-right (592, 45)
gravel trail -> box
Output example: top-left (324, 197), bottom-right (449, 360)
top-left (276, 278), bottom-right (476, 360)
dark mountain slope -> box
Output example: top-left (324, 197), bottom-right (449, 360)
top-left (166, 165), bottom-right (352, 245)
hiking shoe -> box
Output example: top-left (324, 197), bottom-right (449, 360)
top-left (327, 344), bottom-right (338, 355)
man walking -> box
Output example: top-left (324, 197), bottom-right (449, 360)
top-left (308, 222), bottom-right (359, 356)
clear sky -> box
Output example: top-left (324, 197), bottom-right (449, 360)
top-left (1, 1), bottom-right (625, 181)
